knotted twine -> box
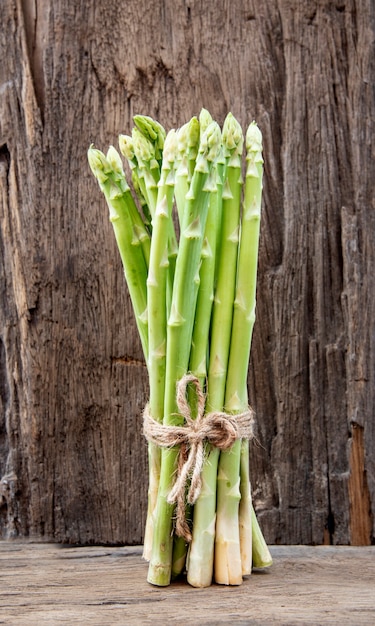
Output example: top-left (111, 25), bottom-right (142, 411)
top-left (143, 373), bottom-right (255, 541)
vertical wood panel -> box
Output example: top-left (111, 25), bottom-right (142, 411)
top-left (0, 0), bottom-right (374, 545)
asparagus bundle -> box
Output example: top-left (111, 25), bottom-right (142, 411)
top-left (88, 109), bottom-right (272, 588)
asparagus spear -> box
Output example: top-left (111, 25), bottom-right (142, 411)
top-left (143, 130), bottom-right (178, 561)
top-left (147, 129), bottom-right (177, 415)
top-left (170, 114), bottom-right (206, 580)
top-left (187, 113), bottom-right (243, 588)
top-left (147, 121), bottom-right (222, 587)
top-left (219, 122), bottom-right (272, 581)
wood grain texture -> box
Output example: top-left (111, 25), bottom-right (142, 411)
top-left (0, 0), bottom-right (374, 545)
top-left (1, 542), bottom-right (375, 625)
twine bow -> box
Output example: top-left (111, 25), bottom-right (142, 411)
top-left (143, 374), bottom-right (255, 541)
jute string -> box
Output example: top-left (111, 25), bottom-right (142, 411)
top-left (143, 374), bottom-right (255, 541)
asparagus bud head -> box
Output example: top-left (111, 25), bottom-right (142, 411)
top-left (118, 134), bottom-right (136, 163)
top-left (133, 114), bottom-right (166, 161)
top-left (87, 145), bottom-right (111, 184)
top-left (187, 116), bottom-right (200, 160)
top-left (177, 122), bottom-right (189, 156)
top-left (132, 128), bottom-right (156, 166)
top-left (246, 122), bottom-right (264, 178)
top-left (199, 108), bottom-right (213, 133)
top-left (246, 121), bottom-right (262, 154)
top-left (106, 145), bottom-right (124, 174)
top-left (222, 113), bottom-right (244, 165)
top-left (133, 114), bottom-right (166, 142)
top-left (162, 129), bottom-right (178, 168)
top-left (105, 146), bottom-right (131, 196)
top-left (195, 121), bottom-right (221, 172)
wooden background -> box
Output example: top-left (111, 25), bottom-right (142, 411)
top-left (0, 0), bottom-right (374, 546)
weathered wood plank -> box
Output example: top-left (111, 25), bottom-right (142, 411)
top-left (0, 542), bottom-right (374, 625)
top-left (0, 0), bottom-right (374, 546)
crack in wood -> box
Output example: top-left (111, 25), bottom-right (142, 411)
top-left (349, 423), bottom-right (373, 545)
top-left (19, 0), bottom-right (45, 121)
top-left (90, 597), bottom-right (165, 605)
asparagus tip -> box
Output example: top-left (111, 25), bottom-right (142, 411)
top-left (118, 134), bottom-right (135, 161)
top-left (132, 128), bottom-right (155, 164)
top-left (162, 129), bottom-right (178, 165)
top-left (87, 145), bottom-right (110, 183)
top-left (199, 121), bottom-right (221, 163)
top-left (246, 121), bottom-right (263, 153)
top-left (133, 114), bottom-right (166, 153)
top-left (222, 112), bottom-right (244, 155)
top-left (199, 108), bottom-right (213, 133)
top-left (106, 145), bottom-right (124, 175)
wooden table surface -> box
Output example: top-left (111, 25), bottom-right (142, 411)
top-left (1, 542), bottom-right (374, 625)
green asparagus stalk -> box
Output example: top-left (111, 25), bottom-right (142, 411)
top-left (187, 113), bottom-right (243, 588)
top-left (238, 439), bottom-right (253, 573)
top-left (147, 121), bottom-right (222, 587)
top-left (224, 122), bottom-right (263, 410)
top-left (87, 145), bottom-right (149, 359)
top-left (172, 107), bottom-right (212, 573)
top-left (209, 114), bottom-right (244, 587)
top-left (251, 503), bottom-right (273, 567)
top-left (179, 145), bottom-right (224, 584)
top-left (220, 121), bottom-right (272, 579)
top-left (207, 113), bottom-right (243, 412)
top-left (143, 130), bottom-right (178, 561)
